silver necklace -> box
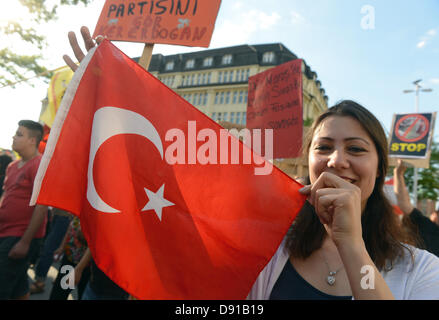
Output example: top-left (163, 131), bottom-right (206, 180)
top-left (323, 258), bottom-right (344, 286)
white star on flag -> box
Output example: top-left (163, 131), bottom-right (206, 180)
top-left (142, 184), bottom-right (175, 221)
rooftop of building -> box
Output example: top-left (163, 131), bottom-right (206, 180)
top-left (133, 42), bottom-right (327, 99)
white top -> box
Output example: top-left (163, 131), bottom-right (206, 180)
top-left (247, 235), bottom-right (439, 300)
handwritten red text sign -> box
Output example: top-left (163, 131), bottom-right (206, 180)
top-left (93, 0), bottom-right (222, 47)
top-left (247, 59), bottom-right (303, 159)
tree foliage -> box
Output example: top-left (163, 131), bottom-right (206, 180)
top-left (401, 141), bottom-right (439, 200)
top-left (0, 0), bottom-right (92, 87)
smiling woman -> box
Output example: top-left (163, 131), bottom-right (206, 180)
top-left (248, 100), bottom-right (439, 300)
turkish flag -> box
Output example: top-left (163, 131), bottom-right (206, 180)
top-left (31, 40), bottom-right (305, 299)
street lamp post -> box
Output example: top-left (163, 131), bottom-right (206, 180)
top-left (402, 79), bottom-right (433, 207)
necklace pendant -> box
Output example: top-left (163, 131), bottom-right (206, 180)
top-left (327, 275), bottom-right (336, 286)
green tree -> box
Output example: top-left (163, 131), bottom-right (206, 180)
top-left (401, 141), bottom-right (439, 200)
top-left (0, 0), bottom-right (92, 87)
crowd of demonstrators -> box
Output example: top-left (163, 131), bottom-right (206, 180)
top-left (0, 118), bottom-right (128, 300)
top-left (248, 100), bottom-right (439, 300)
top-left (0, 120), bottom-right (48, 299)
top-left (393, 160), bottom-right (439, 257)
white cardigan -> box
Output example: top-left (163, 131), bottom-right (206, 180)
top-left (247, 236), bottom-right (439, 300)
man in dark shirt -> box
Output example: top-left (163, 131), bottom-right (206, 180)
top-left (394, 159), bottom-right (439, 257)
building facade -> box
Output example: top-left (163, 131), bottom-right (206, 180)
top-left (146, 43), bottom-right (328, 128)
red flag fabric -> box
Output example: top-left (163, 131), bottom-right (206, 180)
top-left (383, 178), bottom-right (403, 215)
top-left (31, 40), bottom-right (305, 299)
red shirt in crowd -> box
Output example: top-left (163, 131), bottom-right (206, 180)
top-left (0, 155), bottom-right (47, 238)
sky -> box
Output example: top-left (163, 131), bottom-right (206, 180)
top-left (1, 0), bottom-right (438, 151)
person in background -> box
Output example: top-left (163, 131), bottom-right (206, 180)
top-left (393, 159), bottom-right (439, 257)
top-left (49, 216), bottom-right (90, 300)
top-left (29, 208), bottom-right (72, 294)
top-left (0, 120), bottom-right (48, 300)
top-left (0, 153), bottom-right (13, 198)
top-left (74, 248), bottom-right (129, 300)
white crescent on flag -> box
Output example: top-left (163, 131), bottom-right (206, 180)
top-left (87, 106), bottom-right (164, 213)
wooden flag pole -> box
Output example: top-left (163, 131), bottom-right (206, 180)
top-left (138, 43), bottom-right (155, 70)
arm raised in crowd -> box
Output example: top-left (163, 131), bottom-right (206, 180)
top-left (63, 26), bottom-right (104, 72)
top-left (393, 159), bottom-right (414, 215)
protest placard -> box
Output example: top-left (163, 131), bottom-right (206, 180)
top-left (93, 0), bottom-right (221, 47)
top-left (388, 112), bottom-right (436, 168)
top-left (246, 59), bottom-right (303, 159)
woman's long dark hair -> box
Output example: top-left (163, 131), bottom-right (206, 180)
top-left (287, 100), bottom-right (418, 271)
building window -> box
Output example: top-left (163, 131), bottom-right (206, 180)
top-left (218, 71), bottom-right (223, 83)
top-left (237, 69), bottom-right (242, 81)
top-left (230, 112), bottom-right (235, 123)
top-left (225, 91), bottom-right (230, 104)
top-left (214, 92), bottom-right (219, 104)
top-left (230, 70), bottom-right (235, 82)
top-left (185, 59), bottom-right (195, 69)
top-left (224, 71), bottom-right (229, 82)
top-left (238, 91), bottom-right (244, 103)
top-left (219, 92), bottom-right (225, 104)
top-left (244, 90), bottom-right (248, 103)
top-left (217, 112), bottom-right (223, 121)
top-left (212, 112), bottom-right (217, 121)
top-left (202, 92), bottom-right (208, 105)
top-left (191, 74), bottom-right (195, 85)
top-left (203, 57), bottom-right (213, 67)
top-left (235, 112), bottom-right (246, 125)
top-left (202, 73), bottom-right (207, 84)
top-left (236, 112), bottom-right (241, 124)
top-left (245, 69), bottom-right (250, 81)
top-left (262, 51), bottom-right (275, 63)
top-left (222, 54), bottom-right (232, 65)
top-left (165, 61), bottom-right (174, 71)
top-left (207, 72), bottom-right (212, 84)
top-left (194, 93), bottom-right (199, 105)
top-left (232, 91), bottom-right (238, 104)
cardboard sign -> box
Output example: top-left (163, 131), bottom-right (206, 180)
top-left (389, 112), bottom-right (436, 161)
top-left (246, 59), bottom-right (303, 159)
top-left (93, 0), bottom-right (222, 47)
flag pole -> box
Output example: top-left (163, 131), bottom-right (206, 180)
top-left (138, 43), bottom-right (154, 70)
